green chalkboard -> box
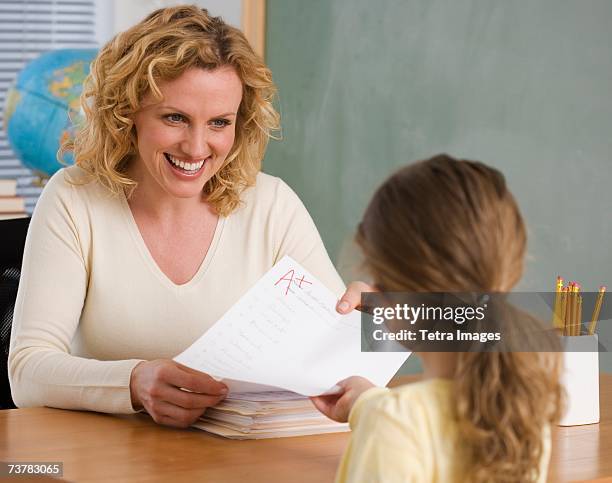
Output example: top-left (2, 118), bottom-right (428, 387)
top-left (264, 1), bottom-right (611, 371)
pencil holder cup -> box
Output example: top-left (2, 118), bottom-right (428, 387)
top-left (558, 335), bottom-right (599, 426)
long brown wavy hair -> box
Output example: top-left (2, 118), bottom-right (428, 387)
top-left (62, 5), bottom-right (279, 216)
top-left (356, 154), bottom-right (563, 482)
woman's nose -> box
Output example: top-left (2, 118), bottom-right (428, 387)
top-left (180, 127), bottom-right (210, 159)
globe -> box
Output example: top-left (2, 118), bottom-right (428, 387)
top-left (4, 49), bottom-right (98, 177)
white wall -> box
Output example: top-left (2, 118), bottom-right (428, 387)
top-left (95, 0), bottom-right (115, 46)
top-left (95, 0), bottom-right (242, 45)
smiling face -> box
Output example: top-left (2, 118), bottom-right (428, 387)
top-left (131, 66), bottom-right (243, 201)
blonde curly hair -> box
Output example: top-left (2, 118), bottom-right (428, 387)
top-left (62, 5), bottom-right (279, 216)
top-left (356, 154), bottom-right (563, 482)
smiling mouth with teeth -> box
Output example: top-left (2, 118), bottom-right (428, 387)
top-left (164, 152), bottom-right (206, 173)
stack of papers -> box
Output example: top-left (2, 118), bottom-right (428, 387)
top-left (176, 256), bottom-right (410, 439)
top-left (193, 391), bottom-right (348, 439)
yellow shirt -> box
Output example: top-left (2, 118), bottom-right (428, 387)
top-left (336, 379), bottom-right (551, 483)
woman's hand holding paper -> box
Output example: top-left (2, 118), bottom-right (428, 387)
top-left (336, 281), bottom-right (376, 314)
top-left (130, 360), bottom-right (228, 428)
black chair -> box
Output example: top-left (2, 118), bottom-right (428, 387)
top-left (0, 217), bottom-right (30, 409)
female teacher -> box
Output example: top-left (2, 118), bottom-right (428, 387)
top-left (9, 5), bottom-right (362, 428)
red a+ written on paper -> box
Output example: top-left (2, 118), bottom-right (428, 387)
top-left (274, 269), bottom-right (313, 296)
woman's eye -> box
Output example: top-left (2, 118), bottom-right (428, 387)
top-left (211, 119), bottom-right (231, 128)
top-left (165, 113), bottom-right (185, 123)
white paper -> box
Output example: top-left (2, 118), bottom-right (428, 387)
top-left (174, 256), bottom-right (410, 395)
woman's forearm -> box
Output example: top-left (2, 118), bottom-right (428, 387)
top-left (9, 345), bottom-right (143, 413)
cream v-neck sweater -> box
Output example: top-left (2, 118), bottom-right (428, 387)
top-left (9, 166), bottom-right (345, 413)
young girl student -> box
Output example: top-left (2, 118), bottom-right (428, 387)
top-left (314, 154), bottom-right (564, 482)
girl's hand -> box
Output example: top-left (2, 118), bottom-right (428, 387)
top-left (310, 376), bottom-right (376, 423)
top-left (336, 281), bottom-right (377, 314)
top-left (129, 359), bottom-right (228, 428)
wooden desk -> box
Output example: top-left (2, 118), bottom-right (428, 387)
top-left (550, 373), bottom-right (612, 482)
top-left (2, 375), bottom-right (612, 482)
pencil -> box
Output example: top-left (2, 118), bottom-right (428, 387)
top-left (574, 283), bottom-right (581, 336)
top-left (577, 286), bottom-right (582, 336)
top-left (570, 282), bottom-right (578, 336)
top-left (564, 282), bottom-right (573, 335)
top-left (561, 286), bottom-right (569, 336)
top-left (588, 286), bottom-right (607, 335)
top-left (553, 276), bottom-right (564, 330)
